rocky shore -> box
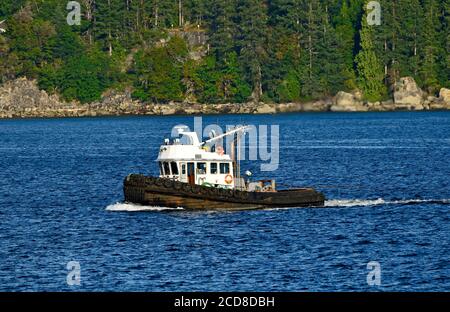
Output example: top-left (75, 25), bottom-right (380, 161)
top-left (0, 77), bottom-right (449, 119)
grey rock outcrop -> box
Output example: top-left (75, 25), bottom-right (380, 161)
top-left (439, 88), bottom-right (450, 104)
top-left (1, 77), bottom-right (449, 119)
top-left (331, 91), bottom-right (368, 112)
top-left (393, 77), bottom-right (424, 110)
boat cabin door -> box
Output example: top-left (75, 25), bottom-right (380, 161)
top-left (180, 162), bottom-right (187, 182)
top-left (187, 162), bottom-right (195, 185)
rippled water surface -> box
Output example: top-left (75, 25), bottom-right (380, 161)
top-left (0, 112), bottom-right (449, 291)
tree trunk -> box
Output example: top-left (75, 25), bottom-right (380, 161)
top-left (82, 0), bottom-right (94, 44)
top-left (308, 2), bottom-right (313, 79)
top-left (179, 0), bottom-right (183, 27)
top-left (252, 65), bottom-right (262, 103)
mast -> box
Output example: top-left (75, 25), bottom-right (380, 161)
top-left (200, 126), bottom-right (248, 190)
top-left (236, 130), bottom-right (242, 189)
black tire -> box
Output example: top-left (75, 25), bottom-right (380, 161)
top-left (211, 187), bottom-right (221, 197)
top-left (192, 185), bottom-right (202, 194)
top-left (145, 176), bottom-right (155, 186)
top-left (155, 178), bottom-right (164, 187)
top-left (182, 183), bottom-right (192, 193)
top-left (238, 191), bottom-right (248, 200)
top-left (163, 178), bottom-right (173, 189)
top-left (218, 188), bottom-right (229, 197)
top-left (199, 186), bottom-right (209, 196)
top-left (174, 181), bottom-right (183, 191)
top-left (134, 175), bottom-right (143, 186)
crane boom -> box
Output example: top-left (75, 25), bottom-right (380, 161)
top-left (201, 125), bottom-right (250, 146)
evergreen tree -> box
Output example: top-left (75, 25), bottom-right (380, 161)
top-left (0, 0), bottom-right (448, 104)
top-left (0, 35), bottom-right (16, 83)
top-left (334, 0), bottom-right (358, 91)
top-left (132, 36), bottom-right (188, 102)
top-left (444, 0), bottom-right (450, 87)
top-left (7, 5), bottom-right (56, 77)
top-left (188, 52), bottom-right (250, 103)
top-left (209, 0), bottom-right (237, 64)
top-left (420, 0), bottom-right (442, 93)
top-left (264, 0), bottom-right (303, 102)
top-left (355, 0), bottom-right (387, 101)
top-left (437, 0), bottom-right (449, 88)
top-left (184, 0), bottom-right (210, 26)
top-left (94, 0), bottom-right (124, 56)
top-left (296, 0), bottom-right (339, 98)
top-left (395, 0), bottom-right (423, 79)
top-left (0, 0), bottom-right (27, 19)
top-left (319, 0), bottom-right (349, 96)
top-left (236, 0), bottom-right (269, 102)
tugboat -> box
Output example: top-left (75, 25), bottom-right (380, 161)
top-left (124, 126), bottom-right (325, 210)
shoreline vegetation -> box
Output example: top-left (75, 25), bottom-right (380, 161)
top-left (0, 77), bottom-right (449, 119)
top-left (0, 1), bottom-right (449, 119)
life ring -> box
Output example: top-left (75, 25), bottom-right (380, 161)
top-left (225, 174), bottom-right (233, 184)
top-left (216, 146), bottom-right (224, 156)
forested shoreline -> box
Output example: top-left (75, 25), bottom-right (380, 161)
top-left (0, 0), bottom-right (449, 106)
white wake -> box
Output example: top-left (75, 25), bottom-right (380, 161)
top-left (106, 199), bottom-right (449, 212)
top-left (325, 198), bottom-right (450, 208)
top-left (106, 202), bottom-right (184, 212)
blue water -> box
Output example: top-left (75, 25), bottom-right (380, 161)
top-left (0, 112), bottom-right (449, 291)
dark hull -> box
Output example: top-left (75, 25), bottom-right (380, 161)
top-left (123, 174), bottom-right (325, 211)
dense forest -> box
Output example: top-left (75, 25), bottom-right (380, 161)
top-left (0, 0), bottom-right (448, 104)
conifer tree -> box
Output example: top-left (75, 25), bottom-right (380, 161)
top-left (236, 0), bottom-right (269, 102)
top-left (334, 0), bottom-right (358, 90)
top-left (0, 0), bottom-right (448, 103)
top-left (355, 0), bottom-right (387, 101)
top-left (265, 0), bottom-right (303, 102)
top-left (95, 0), bottom-right (124, 56)
top-left (319, 0), bottom-right (349, 95)
top-left (395, 0), bottom-right (423, 78)
top-left (209, 0), bottom-right (237, 65)
top-left (420, 0), bottom-right (441, 93)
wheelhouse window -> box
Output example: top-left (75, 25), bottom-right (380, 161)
top-left (159, 162), bottom-right (164, 175)
top-left (197, 162), bottom-right (207, 174)
top-left (220, 162), bottom-right (230, 174)
top-left (210, 162), bottom-right (218, 174)
top-left (170, 162), bottom-right (179, 175)
top-left (163, 162), bottom-right (171, 175)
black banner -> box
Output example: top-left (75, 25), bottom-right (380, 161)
top-left (1, 292), bottom-right (448, 310)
